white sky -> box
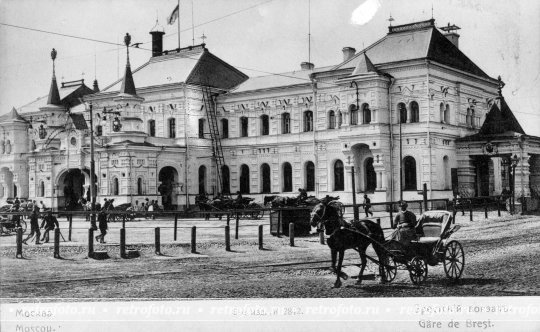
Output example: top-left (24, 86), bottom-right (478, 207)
top-left (0, 0), bottom-right (538, 135)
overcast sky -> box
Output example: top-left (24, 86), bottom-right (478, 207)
top-left (0, 0), bottom-right (538, 135)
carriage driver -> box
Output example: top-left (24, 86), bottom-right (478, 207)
top-left (390, 201), bottom-right (417, 246)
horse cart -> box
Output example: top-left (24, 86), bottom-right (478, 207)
top-left (0, 206), bottom-right (27, 235)
top-left (197, 197), bottom-right (264, 220)
top-left (381, 210), bottom-right (465, 285)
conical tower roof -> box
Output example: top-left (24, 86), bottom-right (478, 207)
top-left (116, 33), bottom-right (142, 100)
top-left (47, 48), bottom-right (62, 106)
top-left (351, 52), bottom-right (379, 76)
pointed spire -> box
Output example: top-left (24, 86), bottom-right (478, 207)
top-left (47, 48), bottom-right (62, 106)
top-left (351, 52), bottom-right (378, 76)
top-left (93, 79), bottom-right (100, 92)
top-left (118, 33), bottom-right (138, 97)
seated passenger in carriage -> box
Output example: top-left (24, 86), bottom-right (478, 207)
top-left (297, 188), bottom-right (308, 202)
top-left (390, 201), bottom-right (417, 246)
top-left (235, 191), bottom-right (243, 204)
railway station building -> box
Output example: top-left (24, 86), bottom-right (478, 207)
top-left (1, 18), bottom-right (539, 210)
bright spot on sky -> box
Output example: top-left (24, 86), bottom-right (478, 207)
top-left (351, 0), bottom-right (381, 25)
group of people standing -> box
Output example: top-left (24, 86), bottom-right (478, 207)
top-left (16, 197), bottom-right (57, 245)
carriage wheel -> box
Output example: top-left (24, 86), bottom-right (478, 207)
top-left (409, 256), bottom-right (428, 285)
top-left (382, 255), bottom-right (397, 282)
top-left (443, 240), bottom-right (465, 281)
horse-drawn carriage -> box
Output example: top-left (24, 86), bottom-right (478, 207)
top-left (0, 205), bottom-right (27, 235)
top-left (310, 201), bottom-right (465, 287)
top-left (196, 196), bottom-right (264, 219)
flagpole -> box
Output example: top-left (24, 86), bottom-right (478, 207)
top-left (177, 0), bottom-right (181, 49)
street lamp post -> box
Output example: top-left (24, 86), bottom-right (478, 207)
top-left (510, 154), bottom-right (520, 214)
top-left (88, 103), bottom-right (97, 229)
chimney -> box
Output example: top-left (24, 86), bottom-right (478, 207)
top-left (300, 62), bottom-right (314, 70)
top-left (444, 32), bottom-right (460, 48)
top-left (342, 47), bottom-right (356, 62)
top-left (149, 20), bottom-right (165, 57)
top-left (441, 23), bottom-right (461, 49)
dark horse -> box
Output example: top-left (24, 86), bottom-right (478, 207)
top-left (310, 201), bottom-right (388, 288)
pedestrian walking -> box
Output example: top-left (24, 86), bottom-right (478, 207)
top-left (363, 194), bottom-right (374, 217)
top-left (40, 210), bottom-right (59, 243)
top-left (23, 204), bottom-right (41, 245)
top-left (95, 203), bottom-right (108, 243)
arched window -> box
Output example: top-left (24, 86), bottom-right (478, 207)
top-left (148, 120), bottom-right (156, 137)
top-left (221, 165), bottom-right (230, 194)
top-left (168, 118), bottom-right (176, 138)
top-left (260, 115), bottom-right (269, 135)
top-left (328, 110), bottom-right (335, 129)
top-left (5, 140), bottom-right (11, 154)
top-left (240, 117), bottom-right (249, 137)
top-left (303, 110), bottom-right (313, 132)
top-left (403, 156), bottom-right (417, 190)
top-left (13, 184), bottom-right (17, 198)
top-left (239, 164), bottom-right (250, 193)
top-left (305, 161), bottom-right (315, 191)
top-left (137, 178), bottom-right (144, 195)
top-left (470, 109), bottom-right (476, 128)
top-left (198, 118), bottom-right (206, 138)
top-left (260, 163), bottom-right (271, 193)
top-left (350, 104), bottom-right (358, 125)
top-left (334, 160), bottom-right (344, 191)
top-left (282, 162), bottom-right (293, 192)
top-left (39, 181), bottom-right (45, 197)
top-left (113, 177), bottom-right (119, 195)
top-left (466, 108), bottom-right (471, 127)
top-left (282, 113), bottom-right (291, 134)
top-left (362, 103), bottom-right (371, 124)
top-left (198, 165), bottom-right (207, 194)
top-left (410, 101), bottom-right (419, 123)
top-left (445, 104), bottom-right (450, 123)
top-left (440, 103), bottom-right (445, 123)
top-left (364, 157), bottom-right (376, 192)
top-left (337, 111), bottom-right (343, 128)
top-left (443, 156), bottom-right (450, 190)
top-left (221, 119), bottom-right (229, 138)
top-left (398, 102), bottom-right (407, 123)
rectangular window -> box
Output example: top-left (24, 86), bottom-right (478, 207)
top-left (169, 118), bottom-right (176, 138)
top-left (198, 119), bottom-right (205, 138)
top-left (282, 113), bottom-right (290, 134)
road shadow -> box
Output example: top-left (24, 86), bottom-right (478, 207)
top-left (427, 277), bottom-right (502, 287)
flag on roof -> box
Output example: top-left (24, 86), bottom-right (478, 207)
top-left (167, 4), bottom-right (179, 25)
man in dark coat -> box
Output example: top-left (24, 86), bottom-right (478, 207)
top-left (95, 203), bottom-right (108, 243)
top-left (40, 210), bottom-right (59, 243)
top-left (363, 194), bottom-right (373, 217)
top-left (390, 201), bottom-right (417, 246)
top-left (23, 203), bottom-right (41, 245)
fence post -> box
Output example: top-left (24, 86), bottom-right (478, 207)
top-left (319, 231), bottom-right (325, 245)
top-left (155, 227), bottom-right (161, 255)
top-left (469, 200), bottom-right (473, 222)
top-left (497, 199), bottom-right (501, 217)
top-left (226, 214), bottom-right (230, 227)
top-left (173, 214), bottom-right (178, 241)
top-left (289, 223), bottom-right (295, 247)
top-left (122, 214), bottom-right (126, 229)
top-left (235, 214), bottom-right (239, 240)
top-left (258, 225), bottom-right (263, 250)
top-left (484, 202), bottom-right (488, 219)
top-left (54, 228), bottom-right (61, 259)
top-left (452, 209), bottom-right (457, 224)
top-left (277, 210), bottom-right (282, 238)
top-left (88, 228), bottom-right (94, 258)
top-left (120, 228), bottom-right (126, 258)
top-left (389, 204), bottom-right (394, 229)
top-left (423, 183), bottom-right (428, 211)
top-left (419, 201), bottom-right (423, 214)
top-left (191, 226), bottom-right (196, 253)
top-left (376, 218), bottom-right (380, 226)
top-left (16, 228), bottom-right (23, 259)
top-left (351, 166), bottom-right (359, 221)
top-left (68, 214), bottom-right (73, 242)
top-left (225, 225), bottom-right (231, 251)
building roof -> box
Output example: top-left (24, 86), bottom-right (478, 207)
top-left (351, 52), bottom-right (379, 76)
top-left (231, 65), bottom-right (333, 93)
top-left (103, 45), bottom-right (248, 92)
top-left (15, 81), bottom-right (95, 114)
top-left (457, 96), bottom-right (527, 142)
top-left (0, 107), bottom-right (28, 124)
top-left (333, 19), bottom-right (491, 79)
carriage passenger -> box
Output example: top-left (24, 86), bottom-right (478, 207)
top-left (297, 188), bottom-right (308, 202)
top-left (390, 201), bottom-right (417, 246)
